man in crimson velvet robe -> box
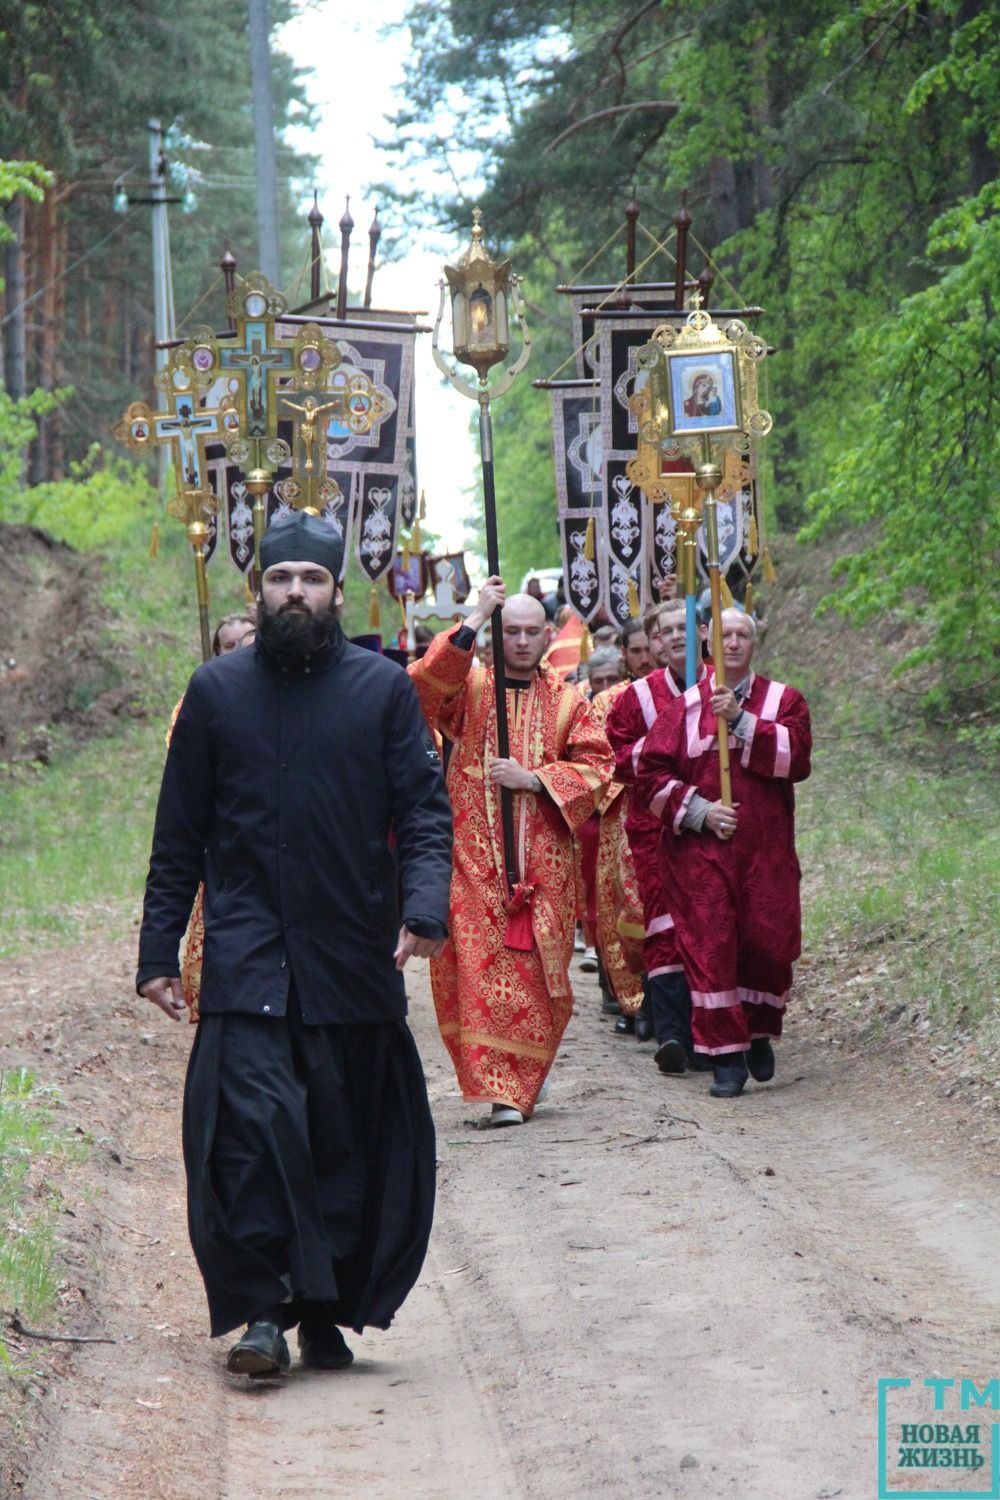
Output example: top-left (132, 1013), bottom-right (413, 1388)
top-left (607, 599), bottom-right (707, 1071)
top-left (634, 608), bottom-right (811, 1098)
top-left (410, 579), bottom-right (614, 1126)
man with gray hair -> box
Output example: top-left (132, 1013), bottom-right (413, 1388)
top-left (585, 645), bottom-right (626, 699)
top-left (635, 608), bottom-right (812, 1098)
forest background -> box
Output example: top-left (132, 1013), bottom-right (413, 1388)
top-left (0, 0), bottom-right (997, 723)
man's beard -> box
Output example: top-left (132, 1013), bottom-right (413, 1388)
top-left (257, 598), bottom-right (339, 658)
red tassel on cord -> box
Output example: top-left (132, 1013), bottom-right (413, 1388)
top-left (503, 883), bottom-right (535, 951)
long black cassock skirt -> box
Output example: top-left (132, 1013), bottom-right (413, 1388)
top-left (182, 987), bottom-right (436, 1338)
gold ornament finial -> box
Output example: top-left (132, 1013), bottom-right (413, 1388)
top-left (461, 207), bottom-right (490, 267)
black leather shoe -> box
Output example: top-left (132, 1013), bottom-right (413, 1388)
top-left (298, 1322), bottom-right (354, 1371)
top-left (634, 1013), bottom-right (655, 1042)
top-left (654, 1039), bottom-right (686, 1074)
top-left (226, 1320), bottom-right (290, 1376)
top-left (710, 1060), bottom-right (749, 1099)
top-left (614, 1014), bottom-right (635, 1034)
top-left (600, 990), bottom-right (620, 1016)
top-left (746, 1039), bottom-right (776, 1082)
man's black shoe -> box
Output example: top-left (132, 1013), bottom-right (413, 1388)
top-left (709, 1059), bottom-right (749, 1099)
top-left (614, 1014), bottom-right (635, 1035)
top-left (635, 1012), bottom-right (655, 1042)
top-left (298, 1322), bottom-right (354, 1370)
top-left (654, 1039), bottom-right (686, 1074)
top-left (225, 1320), bottom-right (290, 1376)
top-left (746, 1039), bottom-right (776, 1082)
top-left (600, 990), bottom-right (620, 1016)
top-left (685, 1048), bottom-right (713, 1072)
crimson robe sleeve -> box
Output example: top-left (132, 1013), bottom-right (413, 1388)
top-left (633, 695), bottom-right (700, 836)
top-left (738, 687), bottom-right (812, 783)
top-left (407, 629), bottom-right (474, 740)
top-left (605, 682), bottom-right (647, 785)
top-left (534, 685), bottom-right (615, 834)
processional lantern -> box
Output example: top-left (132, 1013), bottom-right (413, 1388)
top-left (629, 305), bottom-right (772, 805)
top-left (432, 208), bottom-right (531, 897)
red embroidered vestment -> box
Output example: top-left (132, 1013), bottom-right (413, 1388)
top-left (410, 633), bottom-right (613, 1114)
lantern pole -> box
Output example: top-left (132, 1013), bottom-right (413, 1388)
top-left (695, 440), bottom-right (732, 807)
top-left (432, 210), bottom-right (532, 898)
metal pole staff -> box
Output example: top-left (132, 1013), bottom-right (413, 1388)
top-left (478, 388), bottom-right (519, 896)
top-left (431, 213), bottom-right (532, 901)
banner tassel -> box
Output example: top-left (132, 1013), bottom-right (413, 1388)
top-left (368, 587), bottom-right (381, 630)
top-left (762, 545), bottom-right (777, 584)
top-left (411, 518), bottom-right (422, 555)
top-left (583, 516), bottom-right (595, 562)
top-left (579, 627), bottom-right (591, 664)
top-left (719, 574), bottom-right (735, 608)
top-left (626, 576), bottom-right (640, 618)
top-left (747, 513), bottom-right (759, 558)
top-left (148, 520), bottom-right (160, 560)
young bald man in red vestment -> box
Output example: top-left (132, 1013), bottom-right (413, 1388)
top-left (409, 578), bottom-right (613, 1126)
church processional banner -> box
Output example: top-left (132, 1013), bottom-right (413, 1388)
top-left (548, 381), bottom-right (603, 624)
top-left (203, 317), bottom-right (417, 584)
top-left (596, 312), bottom-right (692, 629)
top-left (549, 296), bottom-right (692, 630)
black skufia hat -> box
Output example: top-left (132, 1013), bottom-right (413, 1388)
top-left (259, 511), bottom-right (344, 579)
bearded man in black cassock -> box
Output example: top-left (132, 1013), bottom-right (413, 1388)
top-left (137, 512), bottom-right (453, 1378)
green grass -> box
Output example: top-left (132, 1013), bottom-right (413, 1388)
top-left (0, 725), bottom-right (167, 958)
top-left (0, 1069), bottom-right (87, 1358)
top-left (797, 742), bottom-right (1000, 1038)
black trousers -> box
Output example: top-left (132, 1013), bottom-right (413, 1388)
top-left (649, 971), bottom-right (693, 1047)
top-left (182, 985), bottom-right (436, 1337)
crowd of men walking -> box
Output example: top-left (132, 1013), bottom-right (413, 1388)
top-left (136, 513), bottom-right (811, 1376)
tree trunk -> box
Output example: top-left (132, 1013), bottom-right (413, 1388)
top-left (4, 196), bottom-right (27, 399)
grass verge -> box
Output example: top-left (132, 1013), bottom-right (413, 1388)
top-left (0, 1069), bottom-right (87, 1370)
top-left (796, 736), bottom-right (1000, 1058)
top-left (0, 723), bottom-right (167, 958)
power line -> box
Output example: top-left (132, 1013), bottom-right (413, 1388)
top-left (0, 209), bottom-right (142, 328)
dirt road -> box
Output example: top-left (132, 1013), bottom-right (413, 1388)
top-left (3, 938), bottom-right (998, 1499)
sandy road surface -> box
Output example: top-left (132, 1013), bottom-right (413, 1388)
top-left (3, 938), bottom-right (999, 1500)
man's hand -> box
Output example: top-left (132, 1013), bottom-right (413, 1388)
top-left (655, 573), bottom-right (678, 602)
top-left (465, 575), bottom-right (506, 633)
top-left (705, 801), bottom-right (739, 840)
top-left (710, 685), bottom-right (742, 723)
top-left (394, 925), bottom-right (447, 970)
top-left (140, 975), bottom-right (187, 1021)
top-left (489, 756), bottom-right (539, 792)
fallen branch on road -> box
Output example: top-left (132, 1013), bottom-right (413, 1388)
top-left (5, 1310), bottom-right (116, 1345)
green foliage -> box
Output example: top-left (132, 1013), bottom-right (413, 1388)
top-left (383, 0), bottom-right (1000, 724)
top-left (0, 387), bottom-right (64, 494)
top-left (0, 1069), bottom-right (86, 1347)
top-left (1, 449), bottom-right (156, 551)
top-left (0, 158), bottom-right (50, 223)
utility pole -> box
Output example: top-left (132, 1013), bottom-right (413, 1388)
top-left (247, 0), bottom-right (281, 285)
top-left (148, 119), bottom-right (176, 490)
top-left (148, 119), bottom-right (176, 372)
